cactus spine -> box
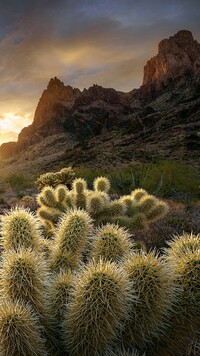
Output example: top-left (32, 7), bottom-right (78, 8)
top-left (91, 223), bottom-right (133, 262)
top-left (37, 176), bottom-right (168, 233)
top-left (63, 259), bottom-right (133, 355)
top-left (122, 251), bottom-right (176, 349)
top-left (0, 207), bottom-right (42, 252)
top-left (0, 301), bottom-right (47, 356)
top-left (1, 249), bottom-right (47, 317)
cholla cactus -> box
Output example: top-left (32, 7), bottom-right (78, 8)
top-left (54, 209), bottom-right (93, 256)
top-left (48, 209), bottom-right (92, 273)
top-left (37, 175), bottom-right (168, 233)
top-left (94, 176), bottom-right (111, 192)
top-left (0, 170), bottom-right (199, 355)
top-left (105, 347), bottom-right (142, 355)
top-left (48, 271), bottom-right (74, 325)
top-left (0, 301), bottom-right (47, 356)
top-left (63, 259), bottom-right (133, 355)
top-left (36, 167), bottom-right (75, 190)
top-left (72, 178), bottom-right (88, 209)
top-left (155, 242), bottom-right (200, 356)
top-left (165, 233), bottom-right (200, 261)
top-left (90, 223), bottom-right (133, 262)
top-left (1, 249), bottom-right (47, 317)
top-left (0, 207), bottom-right (42, 252)
top-left (122, 251), bottom-right (177, 349)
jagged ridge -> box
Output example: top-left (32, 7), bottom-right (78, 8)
top-left (0, 30), bottom-right (200, 170)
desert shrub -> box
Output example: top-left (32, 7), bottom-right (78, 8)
top-left (5, 172), bottom-right (34, 194)
top-left (0, 196), bottom-right (5, 204)
top-left (75, 160), bottom-right (200, 202)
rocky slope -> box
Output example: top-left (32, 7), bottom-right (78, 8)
top-left (0, 30), bottom-right (199, 172)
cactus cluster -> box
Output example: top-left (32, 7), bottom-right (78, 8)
top-left (36, 167), bottom-right (75, 191)
top-left (0, 170), bottom-right (199, 355)
top-left (37, 176), bottom-right (168, 234)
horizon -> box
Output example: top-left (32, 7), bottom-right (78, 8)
top-left (0, 0), bottom-right (200, 145)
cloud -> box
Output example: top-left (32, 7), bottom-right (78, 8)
top-left (0, 131), bottom-right (18, 145)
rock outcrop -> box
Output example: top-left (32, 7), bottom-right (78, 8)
top-left (142, 30), bottom-right (200, 92)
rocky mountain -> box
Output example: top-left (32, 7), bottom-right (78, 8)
top-left (0, 30), bottom-right (200, 172)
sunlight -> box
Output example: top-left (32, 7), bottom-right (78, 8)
top-left (0, 112), bottom-right (32, 145)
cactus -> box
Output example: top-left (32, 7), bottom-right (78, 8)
top-left (0, 169), bottom-right (198, 355)
top-left (48, 271), bottom-right (74, 325)
top-left (1, 249), bottom-right (47, 317)
top-left (86, 191), bottom-right (105, 215)
top-left (94, 176), bottom-right (111, 192)
top-left (55, 184), bottom-right (68, 205)
top-left (146, 200), bottom-right (169, 223)
top-left (38, 206), bottom-right (62, 225)
top-left (131, 188), bottom-right (147, 201)
top-left (36, 167), bottom-right (75, 190)
top-left (50, 245), bottom-right (80, 273)
top-left (63, 259), bottom-right (133, 355)
top-left (165, 233), bottom-right (200, 260)
top-left (37, 175), bottom-right (168, 233)
top-left (37, 186), bottom-right (58, 208)
top-left (105, 347), bottom-right (142, 355)
top-left (54, 209), bottom-right (93, 257)
top-left (72, 178), bottom-right (88, 209)
top-left (0, 207), bottom-right (42, 252)
top-left (122, 251), bottom-right (177, 349)
top-left (0, 301), bottom-right (47, 356)
top-left (155, 246), bottom-right (200, 356)
top-left (90, 223), bottom-right (133, 262)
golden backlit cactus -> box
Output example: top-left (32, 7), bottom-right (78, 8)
top-left (131, 188), bottom-right (147, 201)
top-left (0, 301), bottom-right (47, 356)
top-left (0, 207), bottom-right (42, 252)
top-left (63, 259), bottom-right (133, 355)
top-left (37, 186), bottom-right (58, 208)
top-left (55, 184), bottom-right (69, 205)
top-left (93, 176), bottom-right (111, 192)
top-left (38, 206), bottom-right (62, 225)
top-left (37, 174), bottom-right (168, 232)
top-left (122, 251), bottom-right (177, 349)
top-left (54, 209), bottom-right (93, 257)
top-left (155, 246), bottom-right (200, 356)
top-left (48, 271), bottom-right (74, 324)
top-left (86, 191), bottom-right (105, 215)
top-left (146, 200), bottom-right (169, 223)
top-left (72, 178), bottom-right (88, 209)
top-left (36, 167), bottom-right (75, 190)
top-left (111, 213), bottom-right (148, 230)
top-left (0, 175), bottom-right (199, 355)
top-left (50, 245), bottom-right (80, 273)
top-left (91, 223), bottom-right (133, 262)
top-left (165, 233), bottom-right (200, 261)
top-left (1, 249), bottom-right (47, 317)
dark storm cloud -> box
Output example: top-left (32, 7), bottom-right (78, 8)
top-left (0, 0), bottom-right (200, 143)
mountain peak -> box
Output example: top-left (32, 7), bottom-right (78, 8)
top-left (143, 29), bottom-right (200, 89)
top-left (47, 76), bottom-right (64, 88)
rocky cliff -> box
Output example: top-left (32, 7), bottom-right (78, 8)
top-left (140, 30), bottom-right (200, 98)
top-left (0, 30), bottom-right (199, 170)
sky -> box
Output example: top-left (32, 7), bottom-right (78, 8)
top-left (0, 0), bottom-right (200, 145)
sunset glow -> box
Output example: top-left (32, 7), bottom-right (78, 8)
top-left (0, 0), bottom-right (199, 145)
top-left (0, 112), bottom-right (32, 145)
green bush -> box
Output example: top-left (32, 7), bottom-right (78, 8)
top-left (75, 160), bottom-right (200, 202)
top-left (5, 172), bottom-right (34, 194)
